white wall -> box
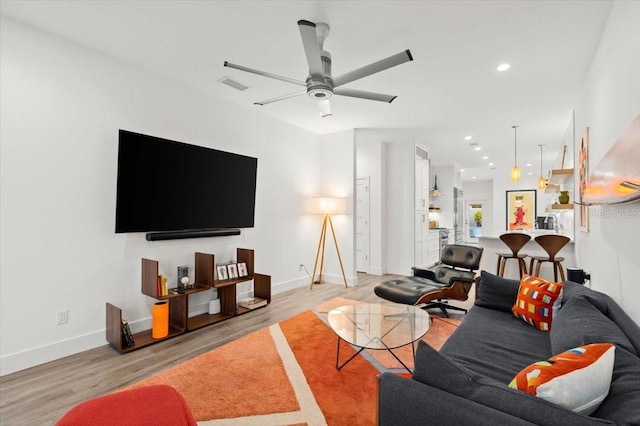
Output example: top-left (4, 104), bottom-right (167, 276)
top-left (355, 134), bottom-right (386, 275)
top-left (573, 1), bottom-right (640, 324)
top-left (0, 17), bottom-right (354, 375)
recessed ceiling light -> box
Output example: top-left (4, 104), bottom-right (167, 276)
top-left (527, 172), bottom-right (533, 175)
top-left (488, 162), bottom-right (494, 166)
top-left (460, 169), bottom-right (465, 172)
top-left (474, 147), bottom-right (481, 151)
top-left (497, 63), bottom-right (511, 72)
top-left (464, 136), bottom-right (472, 141)
top-left (472, 176), bottom-right (477, 179)
top-left (482, 156), bottom-right (489, 160)
top-left (526, 163), bottom-right (532, 167)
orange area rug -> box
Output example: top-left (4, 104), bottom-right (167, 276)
top-left (124, 299), bottom-right (460, 425)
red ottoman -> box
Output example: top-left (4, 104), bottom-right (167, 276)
top-left (56, 385), bottom-right (196, 426)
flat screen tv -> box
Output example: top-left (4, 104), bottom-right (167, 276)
top-left (115, 130), bottom-right (257, 236)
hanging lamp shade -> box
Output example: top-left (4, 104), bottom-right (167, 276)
top-left (537, 144), bottom-right (546, 189)
top-left (511, 166), bottom-right (521, 182)
top-left (510, 125), bottom-right (520, 182)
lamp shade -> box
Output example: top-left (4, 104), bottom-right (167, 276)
top-left (510, 166), bottom-right (521, 182)
top-left (311, 197), bottom-right (346, 215)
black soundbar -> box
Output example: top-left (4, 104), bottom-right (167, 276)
top-left (146, 228), bottom-right (241, 241)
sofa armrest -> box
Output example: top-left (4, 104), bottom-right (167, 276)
top-left (378, 373), bottom-right (537, 426)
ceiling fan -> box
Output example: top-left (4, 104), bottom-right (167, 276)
top-left (224, 20), bottom-right (413, 117)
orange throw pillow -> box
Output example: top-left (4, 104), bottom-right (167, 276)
top-left (512, 275), bottom-right (563, 331)
top-left (509, 343), bottom-right (615, 415)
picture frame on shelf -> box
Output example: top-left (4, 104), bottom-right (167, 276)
top-left (237, 262), bottom-right (248, 277)
top-left (228, 263), bottom-right (239, 279)
top-left (216, 264), bottom-right (229, 281)
top-left (506, 189), bottom-right (537, 231)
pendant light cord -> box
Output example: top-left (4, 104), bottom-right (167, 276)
top-left (512, 125), bottom-right (519, 166)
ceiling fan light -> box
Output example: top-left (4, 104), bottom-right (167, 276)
top-left (511, 166), bottom-right (521, 182)
top-left (308, 87), bottom-right (333, 99)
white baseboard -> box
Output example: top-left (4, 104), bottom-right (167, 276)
top-left (0, 277), bottom-right (331, 377)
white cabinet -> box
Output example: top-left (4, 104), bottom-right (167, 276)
top-left (386, 142), bottom-right (430, 274)
top-left (426, 231), bottom-right (440, 266)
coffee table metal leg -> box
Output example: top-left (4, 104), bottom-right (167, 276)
top-left (336, 336), bottom-right (366, 370)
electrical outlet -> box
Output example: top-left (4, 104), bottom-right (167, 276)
top-left (299, 263), bottom-right (304, 271)
top-left (56, 309), bottom-right (68, 325)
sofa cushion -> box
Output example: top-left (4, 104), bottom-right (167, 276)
top-left (509, 343), bottom-right (615, 415)
top-left (475, 270), bottom-right (520, 312)
top-left (561, 282), bottom-right (640, 356)
top-left (591, 346), bottom-right (640, 425)
top-left (551, 295), bottom-right (636, 355)
top-left (411, 341), bottom-right (613, 425)
top-left (512, 275), bottom-right (563, 331)
top-left (441, 306), bottom-right (551, 383)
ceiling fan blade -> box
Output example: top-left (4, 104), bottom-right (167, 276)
top-left (332, 49), bottom-right (413, 88)
top-left (318, 99), bottom-right (332, 117)
top-left (297, 20), bottom-right (324, 79)
top-left (224, 61), bottom-right (306, 87)
top-left (333, 88), bottom-right (397, 103)
top-left (254, 91), bottom-right (306, 106)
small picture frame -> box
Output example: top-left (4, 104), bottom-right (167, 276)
top-left (216, 264), bottom-right (229, 281)
top-left (228, 263), bottom-right (239, 279)
top-left (237, 262), bottom-right (248, 277)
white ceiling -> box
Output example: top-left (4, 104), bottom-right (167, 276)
top-left (0, 0), bottom-right (613, 180)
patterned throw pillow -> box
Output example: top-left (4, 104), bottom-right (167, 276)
top-left (509, 343), bottom-right (615, 415)
top-left (512, 275), bottom-right (563, 331)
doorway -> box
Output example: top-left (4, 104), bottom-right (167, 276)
top-left (465, 201), bottom-right (484, 244)
top-left (356, 177), bottom-right (370, 273)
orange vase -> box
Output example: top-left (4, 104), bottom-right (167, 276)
top-left (152, 301), bottom-right (169, 339)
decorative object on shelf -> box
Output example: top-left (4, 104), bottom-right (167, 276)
top-left (238, 297), bottom-right (267, 310)
top-left (559, 190), bottom-right (570, 205)
top-left (228, 263), bottom-right (239, 279)
top-left (177, 265), bottom-right (189, 290)
top-left (474, 210), bottom-right (483, 227)
top-left (310, 197), bottom-right (348, 288)
top-left (216, 264), bottom-right (229, 281)
top-left (538, 144), bottom-right (547, 190)
top-left (152, 301), bottom-right (169, 339)
top-left (237, 262), bottom-right (248, 277)
top-left (121, 320), bottom-right (135, 347)
top-left (510, 125), bottom-right (521, 182)
top-left (208, 298), bottom-right (221, 315)
top-left (506, 189), bottom-right (536, 231)
top-left (582, 114), bottom-right (640, 205)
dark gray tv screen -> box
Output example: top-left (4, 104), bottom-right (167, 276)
top-left (115, 130), bottom-right (257, 233)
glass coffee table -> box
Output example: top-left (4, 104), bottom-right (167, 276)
top-left (327, 303), bottom-right (430, 372)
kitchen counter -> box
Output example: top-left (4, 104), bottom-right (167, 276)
top-left (478, 233), bottom-right (576, 281)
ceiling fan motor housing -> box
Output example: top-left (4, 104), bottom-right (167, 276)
top-left (307, 48), bottom-right (333, 99)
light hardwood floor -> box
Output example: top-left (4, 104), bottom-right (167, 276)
top-left (0, 273), bottom-right (472, 425)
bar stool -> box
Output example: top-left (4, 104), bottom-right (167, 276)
top-left (529, 235), bottom-right (571, 281)
top-left (496, 233), bottom-right (531, 278)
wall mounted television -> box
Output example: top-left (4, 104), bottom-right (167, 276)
top-left (115, 130), bottom-right (257, 240)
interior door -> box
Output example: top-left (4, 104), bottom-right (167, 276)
top-left (356, 177), bottom-right (370, 273)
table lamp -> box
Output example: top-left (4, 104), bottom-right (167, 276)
top-left (310, 197), bottom-right (348, 288)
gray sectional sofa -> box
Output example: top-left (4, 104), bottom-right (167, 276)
top-left (378, 271), bottom-right (640, 425)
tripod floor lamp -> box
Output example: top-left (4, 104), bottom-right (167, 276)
top-left (310, 197), bottom-right (348, 289)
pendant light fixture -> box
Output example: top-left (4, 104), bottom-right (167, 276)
top-left (538, 144), bottom-right (546, 189)
top-left (510, 125), bottom-right (521, 182)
